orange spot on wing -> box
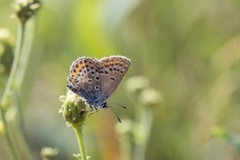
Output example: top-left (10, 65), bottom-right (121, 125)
top-left (71, 63), bottom-right (85, 79)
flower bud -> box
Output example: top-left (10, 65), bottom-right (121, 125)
top-left (139, 88), bottom-right (163, 108)
top-left (40, 147), bottom-right (59, 160)
top-left (59, 90), bottom-right (87, 125)
top-left (11, 0), bottom-right (41, 24)
top-left (124, 76), bottom-right (149, 97)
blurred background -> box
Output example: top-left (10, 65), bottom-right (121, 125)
top-left (1, 0), bottom-right (240, 159)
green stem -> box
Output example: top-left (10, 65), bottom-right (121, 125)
top-left (72, 124), bottom-right (87, 160)
top-left (14, 125), bottom-right (34, 160)
top-left (0, 21), bottom-right (25, 160)
top-left (132, 104), bottom-right (153, 160)
top-left (16, 17), bottom-right (36, 87)
top-left (0, 108), bottom-right (18, 160)
top-left (1, 22), bottom-right (25, 106)
top-left (13, 18), bottom-right (37, 160)
top-left (13, 91), bottom-right (33, 160)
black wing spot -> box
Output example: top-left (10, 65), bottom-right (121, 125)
top-left (110, 77), bottom-right (115, 81)
top-left (88, 79), bottom-right (93, 83)
top-left (95, 85), bottom-right (99, 90)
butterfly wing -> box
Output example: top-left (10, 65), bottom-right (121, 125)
top-left (67, 57), bottom-right (101, 106)
top-left (96, 56), bottom-right (131, 104)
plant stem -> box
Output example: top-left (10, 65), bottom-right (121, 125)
top-left (72, 124), bottom-right (87, 160)
top-left (132, 104), bottom-right (153, 160)
top-left (1, 22), bottom-right (25, 106)
top-left (16, 17), bottom-right (36, 87)
top-left (0, 108), bottom-right (18, 160)
top-left (14, 18), bottom-right (37, 160)
top-left (0, 22), bottom-right (25, 160)
top-left (13, 91), bottom-right (33, 160)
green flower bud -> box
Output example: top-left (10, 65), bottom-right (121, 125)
top-left (59, 90), bottom-right (88, 125)
top-left (11, 0), bottom-right (41, 24)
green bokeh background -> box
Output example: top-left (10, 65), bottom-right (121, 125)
top-left (1, 0), bottom-right (240, 159)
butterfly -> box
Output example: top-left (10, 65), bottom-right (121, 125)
top-left (67, 55), bottom-right (131, 115)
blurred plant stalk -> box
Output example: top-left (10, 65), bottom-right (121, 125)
top-left (0, 0), bottom-right (40, 159)
top-left (117, 76), bottom-right (163, 160)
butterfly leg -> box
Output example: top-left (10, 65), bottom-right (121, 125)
top-left (87, 105), bottom-right (98, 117)
top-left (88, 105), bottom-right (98, 112)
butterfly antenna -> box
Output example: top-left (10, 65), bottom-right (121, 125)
top-left (109, 102), bottom-right (127, 109)
top-left (108, 105), bottom-right (122, 123)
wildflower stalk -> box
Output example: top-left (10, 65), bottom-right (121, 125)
top-left (132, 104), bottom-right (153, 160)
top-left (1, 20), bottom-right (25, 108)
top-left (0, 0), bottom-right (40, 158)
top-left (72, 124), bottom-right (87, 160)
top-left (16, 17), bottom-right (36, 87)
top-left (15, 16), bottom-right (36, 140)
top-left (60, 90), bottom-right (89, 159)
top-left (12, 16), bottom-right (37, 160)
top-left (121, 77), bottom-right (162, 160)
top-left (116, 119), bottom-right (133, 160)
top-left (12, 114), bottom-right (33, 160)
top-left (0, 21), bottom-right (25, 160)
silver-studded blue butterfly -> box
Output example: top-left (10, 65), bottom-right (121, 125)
top-left (67, 55), bottom-right (131, 113)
